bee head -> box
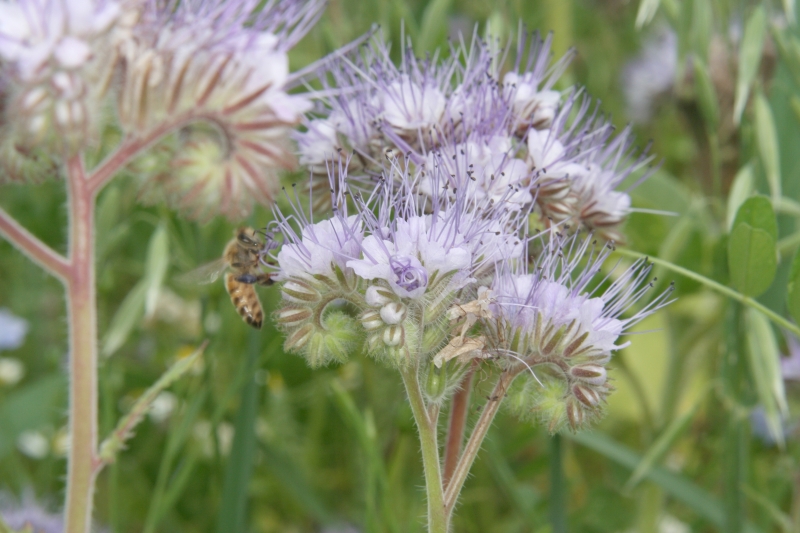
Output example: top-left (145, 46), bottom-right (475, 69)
top-left (236, 227), bottom-right (261, 249)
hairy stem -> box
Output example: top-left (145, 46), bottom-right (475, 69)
top-left (443, 368), bottom-right (474, 487)
top-left (400, 366), bottom-right (448, 533)
top-left (614, 248), bottom-right (800, 338)
top-left (444, 368), bottom-right (520, 513)
top-left (64, 156), bottom-right (100, 533)
top-left (0, 206), bottom-right (70, 280)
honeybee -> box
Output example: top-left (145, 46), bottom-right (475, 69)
top-left (184, 227), bottom-right (275, 329)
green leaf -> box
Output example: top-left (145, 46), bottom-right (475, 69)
top-left (217, 331), bottom-right (261, 533)
top-left (787, 250), bottom-right (800, 325)
top-left (101, 280), bottom-right (147, 357)
top-left (734, 6), bottom-right (766, 124)
top-left (259, 441), bottom-right (336, 524)
top-left (330, 380), bottom-right (399, 533)
top-left (417, 0), bottom-right (453, 53)
top-left (745, 308), bottom-right (788, 446)
top-left (693, 58), bottom-right (719, 129)
top-left (635, 0), bottom-right (661, 28)
top-left (726, 165), bottom-right (754, 231)
top-left (0, 375), bottom-right (66, 460)
top-left (791, 95), bottom-right (800, 126)
top-left (754, 92), bottom-right (782, 200)
top-left (144, 223), bottom-right (170, 319)
top-left (731, 196), bottom-right (778, 240)
top-left (690, 0), bottom-right (713, 59)
top-left (569, 432), bottom-right (763, 533)
top-left (728, 196), bottom-right (778, 297)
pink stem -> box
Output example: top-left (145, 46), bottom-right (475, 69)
top-left (443, 368), bottom-right (474, 488)
top-left (0, 207), bottom-right (70, 280)
top-left (63, 156), bottom-right (100, 533)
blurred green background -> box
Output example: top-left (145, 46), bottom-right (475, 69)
top-left (2, 0), bottom-right (800, 532)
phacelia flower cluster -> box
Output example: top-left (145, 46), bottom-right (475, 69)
top-left (491, 234), bottom-right (674, 430)
top-left (296, 30), bottom-right (652, 242)
top-left (271, 155), bottom-right (525, 368)
top-left (269, 148), bottom-right (671, 429)
top-left (0, 0), bottom-right (324, 220)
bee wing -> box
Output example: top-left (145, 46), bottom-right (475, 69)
top-left (177, 259), bottom-right (229, 285)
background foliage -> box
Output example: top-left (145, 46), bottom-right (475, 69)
top-left (2, 0), bottom-right (800, 532)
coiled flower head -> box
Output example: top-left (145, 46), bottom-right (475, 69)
top-left (491, 232), bottom-right (674, 431)
top-left (125, 0), bottom-right (322, 220)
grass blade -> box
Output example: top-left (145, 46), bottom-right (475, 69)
top-left (216, 330), bottom-right (262, 533)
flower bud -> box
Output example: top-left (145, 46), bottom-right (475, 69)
top-left (302, 312), bottom-right (361, 368)
top-left (275, 307), bottom-right (312, 327)
top-left (366, 285), bottom-right (395, 307)
top-left (569, 364), bottom-right (607, 386)
top-left (282, 279), bottom-right (322, 303)
top-left (565, 398), bottom-right (586, 430)
top-left (284, 323), bottom-right (314, 350)
top-left (425, 363), bottom-right (447, 402)
top-left (380, 302), bottom-right (407, 325)
top-left (572, 383), bottom-right (602, 407)
top-left (382, 325), bottom-right (404, 347)
top-left (360, 310), bottom-right (383, 331)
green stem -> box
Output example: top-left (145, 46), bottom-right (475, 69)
top-left (443, 369), bottom-right (520, 513)
top-left (614, 248), bottom-right (800, 337)
top-left (722, 303), bottom-right (747, 533)
top-left (549, 434), bottom-right (567, 533)
top-left (400, 366), bottom-right (448, 533)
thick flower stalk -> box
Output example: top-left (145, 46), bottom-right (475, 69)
top-left (0, 2), bottom-right (324, 533)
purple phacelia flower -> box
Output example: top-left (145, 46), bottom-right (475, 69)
top-left (0, 493), bottom-right (62, 533)
top-left (489, 232), bottom-right (674, 430)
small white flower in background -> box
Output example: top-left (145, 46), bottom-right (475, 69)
top-left (148, 391), bottom-right (177, 423)
top-left (0, 308), bottom-right (29, 350)
top-left (0, 357), bottom-right (25, 386)
top-left (53, 427), bottom-right (70, 456)
top-left (193, 420), bottom-right (234, 457)
top-left (17, 430), bottom-right (50, 459)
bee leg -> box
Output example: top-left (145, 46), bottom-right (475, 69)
top-left (253, 273), bottom-right (275, 286)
